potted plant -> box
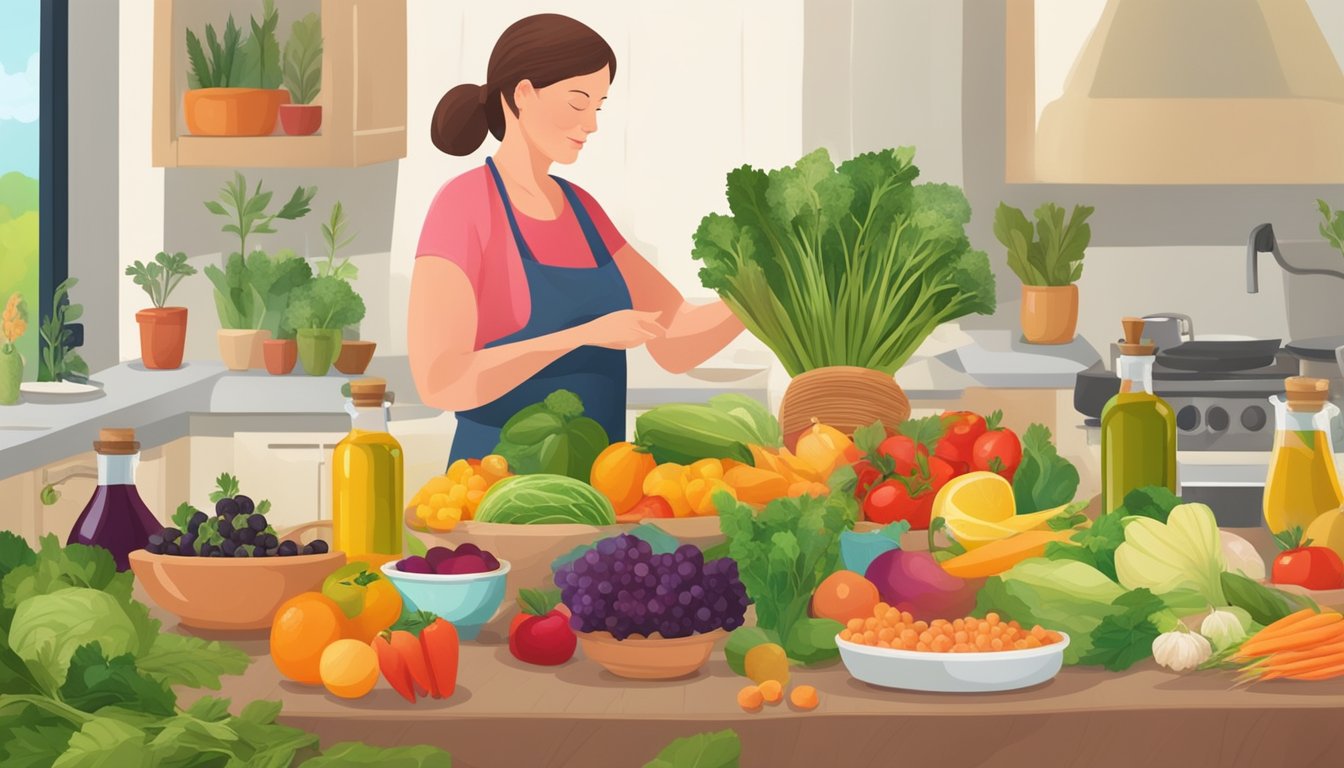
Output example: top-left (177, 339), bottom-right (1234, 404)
top-left (692, 147), bottom-right (997, 448)
top-left (993, 202), bottom-right (1094, 345)
top-left (279, 12), bottom-right (322, 136)
top-left (287, 276), bottom-right (365, 376)
top-left (315, 202), bottom-right (375, 374)
top-left (183, 2), bottom-right (289, 137)
top-left (126, 251), bottom-right (197, 370)
top-left (0, 293), bottom-right (27, 404)
top-left (204, 173), bottom-right (315, 370)
top-left (255, 249), bottom-right (313, 375)
top-left (38, 278), bottom-right (88, 384)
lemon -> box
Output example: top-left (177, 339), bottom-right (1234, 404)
top-left (933, 472), bottom-right (1018, 549)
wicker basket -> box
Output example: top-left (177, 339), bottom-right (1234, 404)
top-left (778, 365), bottom-right (911, 449)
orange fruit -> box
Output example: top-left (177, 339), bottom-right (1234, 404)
top-left (319, 639), bottom-right (379, 699)
top-left (810, 570), bottom-right (881, 625)
top-left (270, 592), bottom-right (348, 685)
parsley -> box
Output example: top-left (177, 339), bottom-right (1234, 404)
top-left (1078, 589), bottom-right (1168, 671)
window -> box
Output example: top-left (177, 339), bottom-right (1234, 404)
top-left (964, 0), bottom-right (1344, 246)
top-left (0, 0), bottom-right (66, 379)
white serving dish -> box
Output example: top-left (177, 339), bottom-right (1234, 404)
top-left (836, 632), bottom-right (1070, 693)
top-left (19, 380), bottom-right (103, 403)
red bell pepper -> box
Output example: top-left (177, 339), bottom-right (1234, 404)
top-left (420, 618), bottom-right (460, 699)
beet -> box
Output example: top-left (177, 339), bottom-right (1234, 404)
top-left (864, 549), bottom-right (979, 621)
top-left (443, 553), bottom-right (489, 575)
top-left (426, 546), bottom-right (454, 569)
top-left (454, 542), bottom-right (482, 557)
top-left (398, 556), bottom-right (433, 574)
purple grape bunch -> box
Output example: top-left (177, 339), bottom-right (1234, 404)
top-left (554, 534), bottom-right (750, 640)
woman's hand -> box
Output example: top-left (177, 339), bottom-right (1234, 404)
top-left (575, 309), bottom-right (666, 349)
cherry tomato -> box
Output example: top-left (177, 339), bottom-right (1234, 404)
top-left (862, 457), bottom-right (955, 530)
top-left (853, 460), bottom-right (883, 501)
top-left (933, 411), bottom-right (985, 475)
top-left (876, 435), bottom-right (927, 477)
top-left (971, 428), bottom-right (1023, 481)
top-left (1272, 546), bottom-right (1344, 590)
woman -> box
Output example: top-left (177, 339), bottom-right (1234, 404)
top-left (409, 14), bottom-right (745, 464)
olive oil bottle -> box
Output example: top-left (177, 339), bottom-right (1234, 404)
top-left (332, 378), bottom-right (403, 567)
top-left (1263, 377), bottom-right (1343, 534)
top-left (1100, 317), bottom-right (1177, 513)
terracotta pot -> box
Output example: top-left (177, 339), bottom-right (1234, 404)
top-left (128, 549), bottom-right (346, 631)
top-left (279, 103), bottom-right (322, 135)
top-left (136, 307), bottom-right (188, 370)
top-left (778, 366), bottom-right (912, 450)
top-left (217, 329), bottom-right (271, 371)
top-left (183, 88), bottom-right (289, 136)
top-left (333, 340), bottom-right (376, 374)
top-left (1020, 284), bottom-right (1079, 345)
top-left (297, 328), bottom-right (341, 376)
top-left (262, 338), bottom-right (297, 375)
top-left (577, 629), bottom-right (726, 680)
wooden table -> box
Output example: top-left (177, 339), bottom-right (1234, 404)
top-left (170, 616), bottom-right (1344, 768)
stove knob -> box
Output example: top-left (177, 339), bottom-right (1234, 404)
top-left (1241, 405), bottom-right (1268, 432)
top-left (1206, 406), bottom-right (1230, 433)
top-left (1176, 406), bottom-right (1201, 432)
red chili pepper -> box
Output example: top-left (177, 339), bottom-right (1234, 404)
top-left (420, 618), bottom-right (460, 699)
top-left (389, 629), bottom-right (435, 698)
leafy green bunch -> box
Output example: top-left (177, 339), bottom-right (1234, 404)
top-left (205, 172), bottom-right (316, 262)
top-left (186, 0), bottom-right (283, 90)
top-left (693, 147), bottom-right (996, 377)
top-left (282, 12), bottom-right (322, 105)
top-left (993, 202), bottom-right (1094, 287)
top-left (126, 252), bottom-right (197, 309)
top-left (286, 275), bottom-right (366, 331)
top-left (38, 278), bottom-right (87, 383)
top-left (0, 533), bottom-right (452, 766)
top-left (316, 202), bottom-right (358, 281)
top-left (715, 481), bottom-right (858, 665)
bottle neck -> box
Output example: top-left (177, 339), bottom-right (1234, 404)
top-left (97, 453), bottom-right (138, 486)
top-left (350, 404), bottom-right (388, 433)
top-left (1117, 355), bottom-right (1155, 395)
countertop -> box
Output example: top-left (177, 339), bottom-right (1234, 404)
top-left (167, 602), bottom-right (1344, 768)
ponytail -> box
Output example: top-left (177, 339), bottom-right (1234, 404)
top-left (430, 83), bottom-right (491, 156)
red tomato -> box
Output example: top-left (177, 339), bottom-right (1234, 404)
top-left (876, 435), bottom-right (927, 477)
top-left (1272, 546), bottom-right (1344, 590)
top-left (972, 428), bottom-right (1023, 481)
top-left (933, 411), bottom-right (985, 475)
top-left (862, 457), bottom-right (955, 530)
top-left (509, 609), bottom-right (578, 666)
top-left (852, 460), bottom-right (883, 501)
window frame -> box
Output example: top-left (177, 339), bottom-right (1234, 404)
top-left (962, 0), bottom-right (1344, 248)
top-left (38, 0), bottom-right (70, 348)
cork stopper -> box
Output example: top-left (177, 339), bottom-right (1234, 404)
top-left (1118, 317), bottom-right (1156, 356)
top-left (349, 378), bottom-right (387, 408)
top-left (1285, 377), bottom-right (1331, 412)
top-left (94, 428), bottom-right (140, 455)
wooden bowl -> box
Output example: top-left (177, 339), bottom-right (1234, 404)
top-left (578, 629), bottom-right (726, 680)
top-left (129, 548), bottom-right (345, 630)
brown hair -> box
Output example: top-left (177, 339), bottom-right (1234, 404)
top-left (431, 14), bottom-right (617, 156)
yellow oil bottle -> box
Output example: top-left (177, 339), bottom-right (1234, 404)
top-left (332, 378), bottom-right (403, 567)
top-left (1263, 377), bottom-right (1343, 535)
top-left (1100, 317), bottom-right (1178, 513)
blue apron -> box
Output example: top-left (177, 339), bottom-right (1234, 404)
top-left (448, 157), bottom-right (633, 463)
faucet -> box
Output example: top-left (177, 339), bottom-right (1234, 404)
top-left (1247, 222), bottom-right (1344, 293)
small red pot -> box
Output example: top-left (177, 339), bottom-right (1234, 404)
top-left (263, 338), bottom-right (298, 375)
top-left (279, 104), bottom-right (322, 136)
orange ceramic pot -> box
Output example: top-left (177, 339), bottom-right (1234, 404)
top-left (263, 338), bottom-right (298, 375)
top-left (184, 88), bottom-right (289, 136)
top-left (136, 307), bottom-right (188, 370)
top-left (1020, 284), bottom-right (1079, 345)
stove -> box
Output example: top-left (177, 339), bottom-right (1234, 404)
top-left (1073, 349), bottom-right (1304, 452)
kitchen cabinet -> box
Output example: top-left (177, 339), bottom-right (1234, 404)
top-left (152, 0), bottom-right (407, 168)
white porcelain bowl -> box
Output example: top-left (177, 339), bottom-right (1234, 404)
top-left (836, 633), bottom-right (1070, 693)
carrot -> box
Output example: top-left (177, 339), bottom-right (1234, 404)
top-left (1252, 649), bottom-right (1344, 679)
top-left (1236, 613), bottom-right (1343, 659)
top-left (1285, 660), bottom-right (1344, 681)
top-left (1244, 639), bottom-right (1344, 668)
top-left (940, 529), bottom-right (1076, 579)
top-left (1243, 609), bottom-right (1329, 644)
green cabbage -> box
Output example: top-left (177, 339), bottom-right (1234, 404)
top-left (1115, 503), bottom-right (1226, 605)
top-left (474, 474), bottom-right (616, 525)
top-left (9, 586), bottom-right (138, 685)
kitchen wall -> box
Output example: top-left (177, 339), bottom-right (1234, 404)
top-left (115, 0), bottom-right (804, 373)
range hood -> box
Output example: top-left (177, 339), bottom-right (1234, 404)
top-left (1035, 0), bottom-right (1344, 184)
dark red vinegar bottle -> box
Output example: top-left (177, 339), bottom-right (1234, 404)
top-left (67, 428), bottom-right (163, 570)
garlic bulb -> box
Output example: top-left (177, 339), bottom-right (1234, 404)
top-left (1200, 609), bottom-right (1247, 651)
top-left (1219, 530), bottom-right (1266, 581)
top-left (1152, 627), bottom-right (1212, 672)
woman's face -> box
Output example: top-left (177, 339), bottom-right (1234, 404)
top-left (512, 66), bottom-right (610, 164)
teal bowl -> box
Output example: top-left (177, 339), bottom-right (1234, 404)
top-left (380, 560), bottom-right (511, 641)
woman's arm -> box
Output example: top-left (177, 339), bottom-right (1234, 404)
top-left (613, 244), bottom-right (745, 374)
top-left (408, 257), bottom-right (665, 411)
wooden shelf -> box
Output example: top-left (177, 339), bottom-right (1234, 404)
top-left (152, 0), bottom-right (406, 168)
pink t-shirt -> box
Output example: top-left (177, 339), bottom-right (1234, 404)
top-left (416, 165), bottom-right (628, 349)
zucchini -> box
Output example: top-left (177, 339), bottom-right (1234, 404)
top-left (632, 404), bottom-right (758, 466)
